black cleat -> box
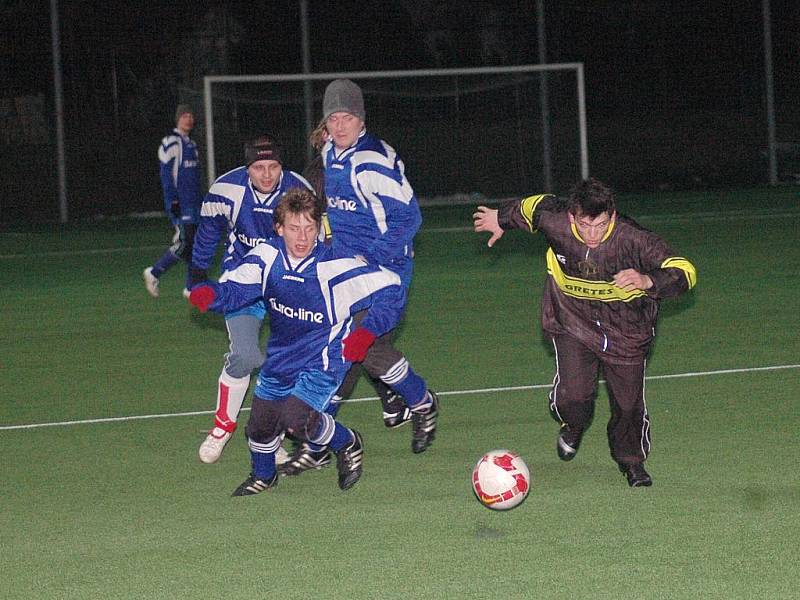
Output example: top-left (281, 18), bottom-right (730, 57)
top-left (231, 472), bottom-right (278, 497)
top-left (620, 463), bottom-right (653, 487)
top-left (382, 394), bottom-right (412, 428)
top-left (278, 443), bottom-right (332, 476)
top-left (556, 424), bottom-right (582, 461)
top-left (336, 430), bottom-right (364, 490)
top-left (411, 391), bottom-right (439, 454)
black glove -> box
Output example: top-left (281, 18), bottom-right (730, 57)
top-left (170, 200), bottom-right (181, 220)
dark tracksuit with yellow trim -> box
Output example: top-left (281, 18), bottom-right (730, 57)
top-left (498, 194), bottom-right (697, 467)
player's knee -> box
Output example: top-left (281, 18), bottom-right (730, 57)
top-left (283, 396), bottom-right (321, 441)
top-left (173, 224), bottom-right (196, 261)
top-left (302, 412), bottom-right (323, 441)
top-left (245, 398), bottom-right (279, 442)
top-left (224, 348), bottom-right (264, 378)
top-left (168, 239), bottom-right (182, 257)
top-left (554, 380), bottom-right (597, 405)
top-left (360, 335), bottom-right (401, 374)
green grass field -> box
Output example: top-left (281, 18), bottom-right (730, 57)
top-left (2, 188), bottom-right (799, 599)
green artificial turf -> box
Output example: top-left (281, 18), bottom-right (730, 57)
top-left (1, 187), bottom-right (798, 599)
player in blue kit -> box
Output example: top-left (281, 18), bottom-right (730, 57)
top-left (281, 79), bottom-right (439, 474)
top-left (190, 134), bottom-right (315, 464)
top-left (189, 188), bottom-right (424, 494)
top-left (144, 104), bottom-right (203, 298)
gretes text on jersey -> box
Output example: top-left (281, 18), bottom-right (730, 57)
top-left (268, 297), bottom-right (324, 323)
top-left (328, 196), bottom-right (358, 211)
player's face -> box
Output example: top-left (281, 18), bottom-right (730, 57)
top-left (277, 211), bottom-right (319, 259)
top-left (177, 112), bottom-right (194, 134)
top-left (569, 210), bottom-right (616, 249)
top-left (325, 112), bottom-right (363, 150)
top-left (248, 160), bottom-right (283, 194)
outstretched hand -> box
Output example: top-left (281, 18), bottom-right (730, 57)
top-left (473, 206), bottom-right (504, 247)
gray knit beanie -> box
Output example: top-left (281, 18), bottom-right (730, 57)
top-left (175, 104), bottom-right (194, 122)
top-left (322, 79), bottom-right (365, 121)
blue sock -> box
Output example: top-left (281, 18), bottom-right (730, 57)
top-left (305, 400), bottom-right (342, 452)
top-left (307, 415), bottom-right (351, 452)
top-left (250, 449), bottom-right (276, 480)
top-left (388, 368), bottom-right (428, 410)
top-left (152, 250), bottom-right (179, 278)
top-left (328, 423), bottom-right (354, 452)
top-left (411, 391), bottom-right (433, 413)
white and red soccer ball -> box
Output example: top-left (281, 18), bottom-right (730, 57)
top-left (471, 449), bottom-right (531, 510)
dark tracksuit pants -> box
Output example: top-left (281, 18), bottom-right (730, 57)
top-left (549, 334), bottom-right (651, 466)
top-left (332, 309), bottom-right (405, 412)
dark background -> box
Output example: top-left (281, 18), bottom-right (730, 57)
top-left (2, 0), bottom-right (798, 223)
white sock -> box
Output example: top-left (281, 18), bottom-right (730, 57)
top-left (214, 371), bottom-right (250, 430)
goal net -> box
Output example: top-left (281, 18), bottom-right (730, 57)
top-left (202, 65), bottom-right (587, 203)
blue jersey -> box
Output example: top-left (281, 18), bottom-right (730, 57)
top-left (158, 128), bottom-right (202, 224)
top-left (322, 131), bottom-right (422, 287)
top-left (191, 166), bottom-right (314, 274)
top-left (208, 239), bottom-right (405, 383)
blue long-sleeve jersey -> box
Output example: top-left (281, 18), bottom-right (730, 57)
top-left (191, 166), bottom-right (313, 274)
top-left (207, 239), bottom-right (405, 382)
top-left (158, 128), bottom-right (202, 224)
top-left (322, 131), bottom-right (422, 287)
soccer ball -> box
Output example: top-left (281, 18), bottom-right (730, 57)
top-left (471, 449), bottom-right (531, 510)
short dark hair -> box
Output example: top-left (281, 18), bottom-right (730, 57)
top-left (274, 188), bottom-right (321, 229)
top-left (567, 178), bottom-right (616, 218)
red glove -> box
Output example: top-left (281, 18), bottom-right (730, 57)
top-left (189, 285), bottom-right (215, 312)
top-left (342, 327), bottom-right (377, 362)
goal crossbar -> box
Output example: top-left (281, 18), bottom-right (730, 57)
top-left (203, 63), bottom-right (588, 189)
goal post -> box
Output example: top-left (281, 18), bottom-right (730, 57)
top-left (203, 64), bottom-right (588, 201)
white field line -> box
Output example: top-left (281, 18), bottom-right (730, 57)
top-left (1, 363), bottom-right (798, 431)
top-left (1, 209), bottom-right (798, 260)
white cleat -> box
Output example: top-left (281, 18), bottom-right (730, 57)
top-left (143, 267), bottom-right (160, 298)
top-left (199, 429), bottom-right (232, 464)
top-left (182, 288), bottom-right (191, 300)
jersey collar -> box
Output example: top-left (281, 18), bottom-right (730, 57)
top-left (249, 172), bottom-right (283, 205)
top-left (569, 215), bottom-right (617, 246)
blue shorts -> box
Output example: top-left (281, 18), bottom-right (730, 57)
top-left (224, 299), bottom-right (266, 320)
top-left (255, 369), bottom-right (341, 412)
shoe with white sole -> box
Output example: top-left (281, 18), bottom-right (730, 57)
top-left (198, 429), bottom-right (232, 464)
top-left (382, 393), bottom-right (412, 428)
top-left (336, 430), bottom-right (364, 491)
top-left (231, 471), bottom-right (278, 497)
top-left (411, 391), bottom-right (439, 454)
top-left (143, 267), bottom-right (159, 298)
top-left (278, 443), bottom-right (332, 476)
